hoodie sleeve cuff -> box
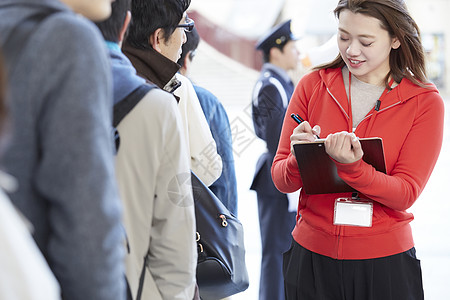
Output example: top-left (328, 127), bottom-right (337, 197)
top-left (335, 158), bottom-right (373, 188)
top-left (335, 158), bottom-right (364, 182)
top-left (334, 158), bottom-right (362, 173)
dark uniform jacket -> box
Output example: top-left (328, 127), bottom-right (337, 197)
top-left (250, 63), bottom-right (295, 196)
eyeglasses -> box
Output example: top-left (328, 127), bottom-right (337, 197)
top-left (176, 18), bottom-right (195, 32)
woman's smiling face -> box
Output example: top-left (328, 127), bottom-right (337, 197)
top-left (337, 9), bottom-right (400, 85)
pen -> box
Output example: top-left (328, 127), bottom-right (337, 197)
top-left (290, 113), bottom-right (304, 124)
top-left (290, 113), bottom-right (320, 139)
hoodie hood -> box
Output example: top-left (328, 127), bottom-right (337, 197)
top-left (105, 42), bottom-right (146, 105)
top-left (318, 67), bottom-right (439, 112)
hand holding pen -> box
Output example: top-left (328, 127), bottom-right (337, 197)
top-left (290, 113), bottom-right (320, 139)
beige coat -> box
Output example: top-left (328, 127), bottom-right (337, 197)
top-left (115, 88), bottom-right (197, 299)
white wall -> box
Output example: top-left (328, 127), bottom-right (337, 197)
top-left (408, 0), bottom-right (450, 95)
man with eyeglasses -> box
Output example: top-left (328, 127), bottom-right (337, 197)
top-left (123, 0), bottom-right (222, 188)
top-left (95, 0), bottom-right (197, 299)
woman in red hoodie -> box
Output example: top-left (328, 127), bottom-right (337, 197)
top-left (272, 0), bottom-right (444, 299)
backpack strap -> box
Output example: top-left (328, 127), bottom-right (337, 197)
top-left (135, 254), bottom-right (149, 300)
top-left (113, 83), bottom-right (156, 151)
top-left (113, 83), bottom-right (155, 127)
top-left (125, 275), bottom-right (133, 300)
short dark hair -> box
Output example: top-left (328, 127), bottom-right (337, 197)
top-left (262, 43), bottom-right (285, 63)
top-left (95, 0), bottom-right (131, 43)
top-left (126, 0), bottom-right (191, 50)
top-left (177, 26), bottom-right (200, 67)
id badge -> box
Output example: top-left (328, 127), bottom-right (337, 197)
top-left (334, 198), bottom-right (373, 227)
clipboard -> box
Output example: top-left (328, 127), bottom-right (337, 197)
top-left (293, 137), bottom-right (386, 194)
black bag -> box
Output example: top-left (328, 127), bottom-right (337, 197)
top-left (191, 172), bottom-right (249, 299)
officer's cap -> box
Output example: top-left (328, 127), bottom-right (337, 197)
top-left (255, 19), bottom-right (298, 53)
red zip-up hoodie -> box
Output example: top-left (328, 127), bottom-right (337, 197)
top-left (272, 67), bottom-right (444, 259)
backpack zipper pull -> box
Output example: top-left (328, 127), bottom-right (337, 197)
top-left (219, 214), bottom-right (228, 227)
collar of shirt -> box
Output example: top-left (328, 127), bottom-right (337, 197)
top-left (105, 41), bottom-right (121, 52)
top-left (262, 63), bottom-right (291, 84)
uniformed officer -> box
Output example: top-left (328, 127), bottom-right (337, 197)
top-left (250, 19), bottom-right (300, 300)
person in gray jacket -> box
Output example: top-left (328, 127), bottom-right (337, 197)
top-left (0, 0), bottom-right (126, 299)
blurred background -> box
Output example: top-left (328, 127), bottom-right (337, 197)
top-left (186, 0), bottom-right (450, 299)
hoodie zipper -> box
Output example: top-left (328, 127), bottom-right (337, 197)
top-left (326, 87), bottom-right (350, 120)
top-left (326, 87), bottom-right (353, 132)
top-left (326, 79), bottom-right (404, 259)
top-left (336, 225), bottom-right (342, 258)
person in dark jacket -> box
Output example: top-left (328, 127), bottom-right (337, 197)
top-left (250, 19), bottom-right (300, 300)
top-left (178, 27), bottom-right (238, 216)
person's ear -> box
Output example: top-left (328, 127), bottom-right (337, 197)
top-left (184, 51), bottom-right (192, 66)
top-left (118, 11), bottom-right (131, 44)
top-left (179, 63), bottom-right (188, 76)
top-left (180, 51), bottom-right (191, 76)
top-left (269, 47), bottom-right (282, 61)
top-left (392, 37), bottom-right (401, 49)
top-left (149, 28), bottom-right (164, 53)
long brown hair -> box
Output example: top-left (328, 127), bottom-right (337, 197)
top-left (315, 0), bottom-right (428, 88)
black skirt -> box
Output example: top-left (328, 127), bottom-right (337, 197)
top-left (283, 239), bottom-right (424, 300)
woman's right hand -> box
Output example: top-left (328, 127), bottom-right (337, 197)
top-left (290, 121), bottom-right (321, 156)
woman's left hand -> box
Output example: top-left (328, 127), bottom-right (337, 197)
top-left (324, 131), bottom-right (364, 164)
